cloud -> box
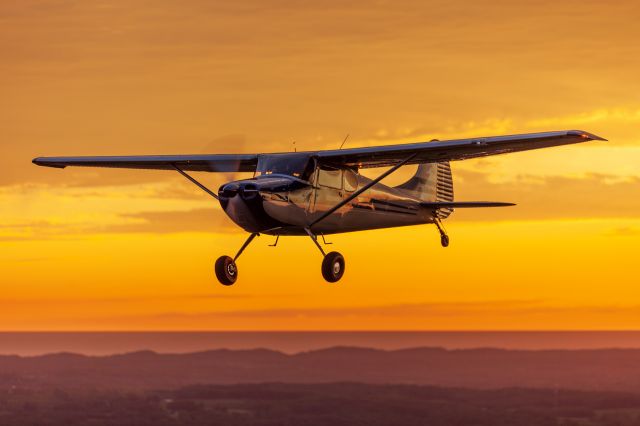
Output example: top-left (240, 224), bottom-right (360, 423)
top-left (529, 108), bottom-right (640, 128)
top-left (4, 0), bottom-right (640, 188)
top-left (451, 170), bottom-right (640, 222)
top-left (0, 293), bottom-right (252, 307)
top-left (4, 0), bottom-right (640, 333)
top-left (148, 299), bottom-right (547, 320)
top-left (74, 299), bottom-right (640, 330)
top-left (106, 208), bottom-right (236, 234)
top-left (363, 106), bottom-right (640, 148)
top-left (607, 227), bottom-right (640, 237)
top-left (2, 169), bottom-right (639, 243)
top-left (3, 0), bottom-right (640, 240)
top-left (0, 208), bottom-right (237, 241)
top-left (367, 118), bottom-right (515, 144)
top-left (0, 220), bottom-right (89, 242)
top-left (0, 180), bottom-right (230, 241)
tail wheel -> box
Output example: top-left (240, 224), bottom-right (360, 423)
top-left (441, 234), bottom-right (450, 248)
top-left (215, 255), bottom-right (238, 286)
top-left (321, 251), bottom-right (345, 283)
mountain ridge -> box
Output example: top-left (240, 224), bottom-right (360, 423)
top-left (2, 346), bottom-right (640, 391)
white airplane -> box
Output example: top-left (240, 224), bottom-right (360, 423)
top-left (34, 129), bottom-right (605, 284)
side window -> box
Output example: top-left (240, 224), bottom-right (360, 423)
top-left (344, 169), bottom-right (358, 192)
top-left (308, 167), bottom-right (318, 186)
top-left (318, 168), bottom-right (343, 189)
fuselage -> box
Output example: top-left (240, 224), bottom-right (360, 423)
top-left (218, 155), bottom-right (437, 236)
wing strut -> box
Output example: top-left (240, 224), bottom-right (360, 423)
top-left (309, 153), bottom-right (418, 228)
top-left (172, 164), bottom-right (219, 200)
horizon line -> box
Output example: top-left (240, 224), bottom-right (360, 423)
top-left (1, 330), bottom-right (640, 333)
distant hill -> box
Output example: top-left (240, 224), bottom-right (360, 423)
top-left (5, 383), bottom-right (640, 425)
top-left (2, 346), bottom-right (640, 391)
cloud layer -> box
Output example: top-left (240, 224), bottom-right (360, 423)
top-left (2, 0), bottom-right (639, 330)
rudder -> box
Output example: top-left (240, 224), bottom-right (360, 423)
top-left (395, 162), bottom-right (454, 218)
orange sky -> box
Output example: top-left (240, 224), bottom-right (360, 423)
top-left (1, 0), bottom-right (639, 330)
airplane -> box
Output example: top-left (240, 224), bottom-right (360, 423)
top-left (33, 129), bottom-right (605, 285)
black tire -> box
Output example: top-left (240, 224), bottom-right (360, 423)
top-left (441, 235), bottom-right (450, 248)
top-left (321, 251), bottom-right (345, 283)
top-left (215, 255), bottom-right (238, 286)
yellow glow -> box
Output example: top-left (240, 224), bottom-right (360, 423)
top-left (1, 0), bottom-right (639, 330)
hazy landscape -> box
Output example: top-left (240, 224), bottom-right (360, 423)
top-left (4, 383), bottom-right (640, 426)
top-left (3, 344), bottom-right (640, 425)
top-left (4, 346), bottom-right (640, 391)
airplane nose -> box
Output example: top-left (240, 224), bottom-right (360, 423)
top-left (217, 179), bottom-right (281, 233)
top-left (219, 182), bottom-right (240, 198)
top-left (217, 176), bottom-right (301, 233)
top-left (240, 183), bottom-right (259, 200)
top-left (218, 181), bottom-right (262, 200)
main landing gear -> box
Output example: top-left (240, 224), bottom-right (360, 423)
top-left (321, 252), bottom-right (345, 283)
top-left (214, 230), bottom-right (345, 285)
top-left (215, 219), bottom-right (449, 285)
top-left (434, 218), bottom-right (450, 248)
top-left (305, 228), bottom-right (345, 283)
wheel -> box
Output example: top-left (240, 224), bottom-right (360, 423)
top-left (321, 251), bottom-right (345, 283)
top-left (440, 234), bottom-right (450, 248)
top-left (215, 255), bottom-right (238, 286)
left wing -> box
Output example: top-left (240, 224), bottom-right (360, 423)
top-left (32, 154), bottom-right (258, 173)
top-left (316, 130), bottom-right (605, 168)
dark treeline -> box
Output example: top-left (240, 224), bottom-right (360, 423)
top-left (2, 383), bottom-right (640, 426)
top-left (4, 348), bottom-right (640, 425)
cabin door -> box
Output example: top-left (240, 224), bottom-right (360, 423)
top-left (309, 167), bottom-right (344, 215)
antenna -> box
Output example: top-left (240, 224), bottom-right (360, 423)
top-left (293, 141), bottom-right (296, 152)
top-left (339, 134), bottom-right (350, 149)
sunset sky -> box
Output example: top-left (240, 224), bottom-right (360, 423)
top-left (2, 0), bottom-right (639, 330)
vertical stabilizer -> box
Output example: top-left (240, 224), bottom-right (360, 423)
top-left (395, 162), bottom-right (454, 218)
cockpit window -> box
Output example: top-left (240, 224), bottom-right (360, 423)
top-left (344, 169), bottom-right (358, 192)
top-left (318, 167), bottom-right (343, 189)
top-left (255, 154), bottom-right (314, 180)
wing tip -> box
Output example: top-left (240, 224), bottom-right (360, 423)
top-left (33, 157), bottom-right (66, 168)
top-left (480, 202), bottom-right (516, 208)
top-left (568, 130), bottom-right (607, 142)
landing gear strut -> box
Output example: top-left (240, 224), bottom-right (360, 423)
top-left (434, 218), bottom-right (449, 248)
top-left (215, 233), bottom-right (259, 286)
top-left (305, 228), bottom-right (345, 283)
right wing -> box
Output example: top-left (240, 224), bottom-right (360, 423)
top-left (315, 130), bottom-right (606, 168)
top-left (32, 154), bottom-right (258, 173)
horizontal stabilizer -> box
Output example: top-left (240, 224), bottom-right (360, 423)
top-left (420, 201), bottom-right (515, 209)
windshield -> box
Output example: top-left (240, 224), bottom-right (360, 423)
top-left (255, 153), bottom-right (315, 180)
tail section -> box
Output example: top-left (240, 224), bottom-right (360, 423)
top-left (395, 162), bottom-right (454, 218)
top-left (395, 162), bottom-right (514, 217)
